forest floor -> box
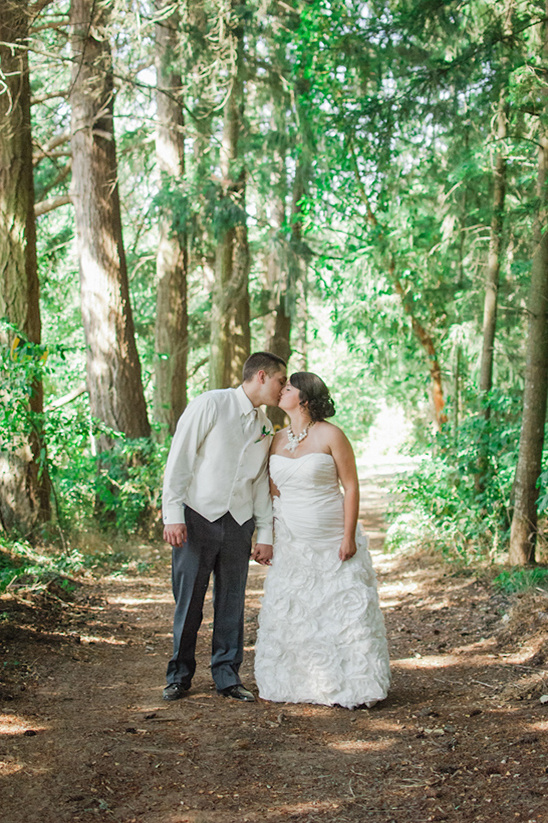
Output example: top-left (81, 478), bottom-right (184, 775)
top-left (1, 467), bottom-right (548, 823)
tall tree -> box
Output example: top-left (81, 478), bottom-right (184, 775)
top-left (69, 0), bottom-right (150, 444)
top-left (478, 93), bottom-right (509, 409)
top-left (0, 0), bottom-right (51, 534)
top-left (286, 57), bottom-right (315, 373)
top-left (209, 0), bottom-right (250, 389)
top-left (153, 1), bottom-right (188, 436)
top-left (264, 6), bottom-right (313, 376)
top-left (509, 3), bottom-right (548, 565)
top-left (349, 143), bottom-right (447, 429)
top-left (264, 106), bottom-right (291, 428)
top-left (476, 0), bottom-right (514, 489)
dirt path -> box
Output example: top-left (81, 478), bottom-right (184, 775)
top-left (1, 471), bottom-right (547, 823)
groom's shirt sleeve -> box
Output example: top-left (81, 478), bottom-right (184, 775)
top-left (162, 394), bottom-right (217, 525)
top-left (250, 410), bottom-right (273, 544)
top-left (252, 457), bottom-right (273, 544)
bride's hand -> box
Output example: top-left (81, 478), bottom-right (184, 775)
top-left (339, 537), bottom-right (357, 562)
top-left (253, 543), bottom-right (273, 566)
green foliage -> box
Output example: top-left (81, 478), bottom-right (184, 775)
top-left (1, 325), bottom-right (166, 538)
top-left (386, 391), bottom-right (522, 561)
top-left (535, 467), bottom-right (548, 515)
top-left (0, 537), bottom-right (83, 594)
top-left (0, 323), bottom-right (52, 486)
top-left (5, 0), bottom-right (545, 567)
top-left (0, 535), bottom-right (151, 595)
top-left (492, 567), bottom-right (548, 593)
top-left (90, 436), bottom-right (168, 535)
top-left (50, 432), bottom-right (168, 536)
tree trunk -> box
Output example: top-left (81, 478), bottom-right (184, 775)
top-left (475, 88), bottom-right (508, 488)
top-left (209, 0), bottom-right (250, 389)
top-left (153, 2), bottom-right (188, 437)
top-left (0, 0), bottom-right (51, 535)
top-left (509, 136), bottom-right (548, 565)
top-left (350, 142), bottom-right (446, 428)
top-left (392, 269), bottom-right (446, 430)
top-left (264, 105), bottom-right (291, 426)
top-left (476, 3), bottom-right (513, 488)
top-left (479, 98), bottom-right (507, 404)
top-left (508, 2), bottom-right (548, 565)
top-left (478, 3), bottom-right (513, 420)
top-left (288, 153), bottom-right (311, 371)
top-left (69, 0), bottom-right (150, 445)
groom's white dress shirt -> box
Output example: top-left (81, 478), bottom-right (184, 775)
top-left (162, 385), bottom-right (274, 544)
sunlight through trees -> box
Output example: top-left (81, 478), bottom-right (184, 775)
top-left (0, 0), bottom-right (547, 563)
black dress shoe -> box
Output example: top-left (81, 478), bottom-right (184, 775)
top-left (217, 684), bottom-right (255, 702)
top-left (163, 682), bottom-right (189, 701)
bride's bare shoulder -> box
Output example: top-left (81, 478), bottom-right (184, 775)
top-left (313, 422), bottom-right (352, 455)
top-left (314, 420), bottom-right (346, 440)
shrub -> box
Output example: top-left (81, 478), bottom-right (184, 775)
top-left (385, 391), bottom-right (524, 562)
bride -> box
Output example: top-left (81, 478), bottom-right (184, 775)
top-left (254, 372), bottom-right (390, 709)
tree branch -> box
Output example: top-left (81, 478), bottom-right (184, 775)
top-left (29, 0), bottom-right (58, 17)
top-left (36, 160), bottom-right (71, 201)
top-left (45, 385), bottom-right (87, 411)
top-left (31, 89), bottom-right (68, 105)
top-left (31, 20), bottom-right (70, 35)
top-left (35, 194), bottom-right (71, 217)
top-left (33, 131), bottom-right (71, 165)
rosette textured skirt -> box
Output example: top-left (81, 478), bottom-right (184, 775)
top-left (254, 453), bottom-right (390, 709)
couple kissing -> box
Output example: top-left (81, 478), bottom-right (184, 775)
top-left (162, 352), bottom-right (390, 708)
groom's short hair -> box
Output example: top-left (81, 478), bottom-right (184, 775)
top-left (242, 351), bottom-right (286, 382)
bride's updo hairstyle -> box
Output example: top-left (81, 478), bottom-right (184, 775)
top-left (290, 372), bottom-right (336, 422)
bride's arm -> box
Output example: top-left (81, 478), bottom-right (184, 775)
top-left (329, 427), bottom-right (359, 561)
top-left (269, 477), bottom-right (280, 497)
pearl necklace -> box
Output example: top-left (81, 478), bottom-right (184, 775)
top-left (284, 421), bottom-right (314, 453)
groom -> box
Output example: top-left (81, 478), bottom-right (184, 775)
top-left (162, 352), bottom-right (287, 702)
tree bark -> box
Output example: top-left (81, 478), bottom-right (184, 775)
top-left (264, 59), bottom-right (313, 409)
top-left (34, 194), bottom-right (72, 216)
top-left (476, 2), bottom-right (513, 488)
top-left (153, 1), bottom-right (188, 437)
top-left (393, 272), bottom-right (446, 429)
top-left (263, 103), bottom-right (291, 426)
top-left (479, 98), bottom-right (507, 404)
top-left (69, 0), bottom-right (150, 444)
top-left (509, 137), bottom-right (548, 565)
top-left (209, 0), bottom-right (250, 389)
top-left (475, 88), bottom-right (508, 489)
top-left (0, 0), bottom-right (51, 535)
top-left (478, 2), bottom-right (513, 410)
top-left (287, 152), bottom-right (311, 372)
top-left (508, 2), bottom-right (548, 565)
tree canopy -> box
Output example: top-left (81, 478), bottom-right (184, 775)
top-left (1, 0), bottom-right (547, 564)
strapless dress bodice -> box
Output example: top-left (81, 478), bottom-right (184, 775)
top-left (270, 453), bottom-right (344, 545)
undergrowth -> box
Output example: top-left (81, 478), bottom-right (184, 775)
top-left (0, 537), bottom-right (151, 595)
top-left (492, 567), bottom-right (548, 593)
top-left (385, 392), bottom-right (548, 568)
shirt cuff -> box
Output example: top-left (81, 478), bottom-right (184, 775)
top-left (255, 525), bottom-right (273, 544)
top-left (162, 505), bottom-right (186, 525)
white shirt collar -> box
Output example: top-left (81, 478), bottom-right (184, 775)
top-left (235, 384), bottom-right (256, 416)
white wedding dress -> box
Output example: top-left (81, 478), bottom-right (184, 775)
top-left (254, 453), bottom-right (390, 709)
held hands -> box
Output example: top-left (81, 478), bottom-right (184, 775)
top-left (163, 526), bottom-right (272, 565)
top-left (164, 523), bottom-right (187, 547)
top-left (252, 543), bottom-right (273, 566)
top-left (339, 536), bottom-right (357, 562)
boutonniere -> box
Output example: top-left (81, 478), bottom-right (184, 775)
top-left (255, 425), bottom-right (274, 443)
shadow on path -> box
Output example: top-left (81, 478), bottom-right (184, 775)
top-left (1, 470), bottom-right (547, 823)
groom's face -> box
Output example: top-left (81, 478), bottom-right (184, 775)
top-left (262, 369), bottom-right (287, 406)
